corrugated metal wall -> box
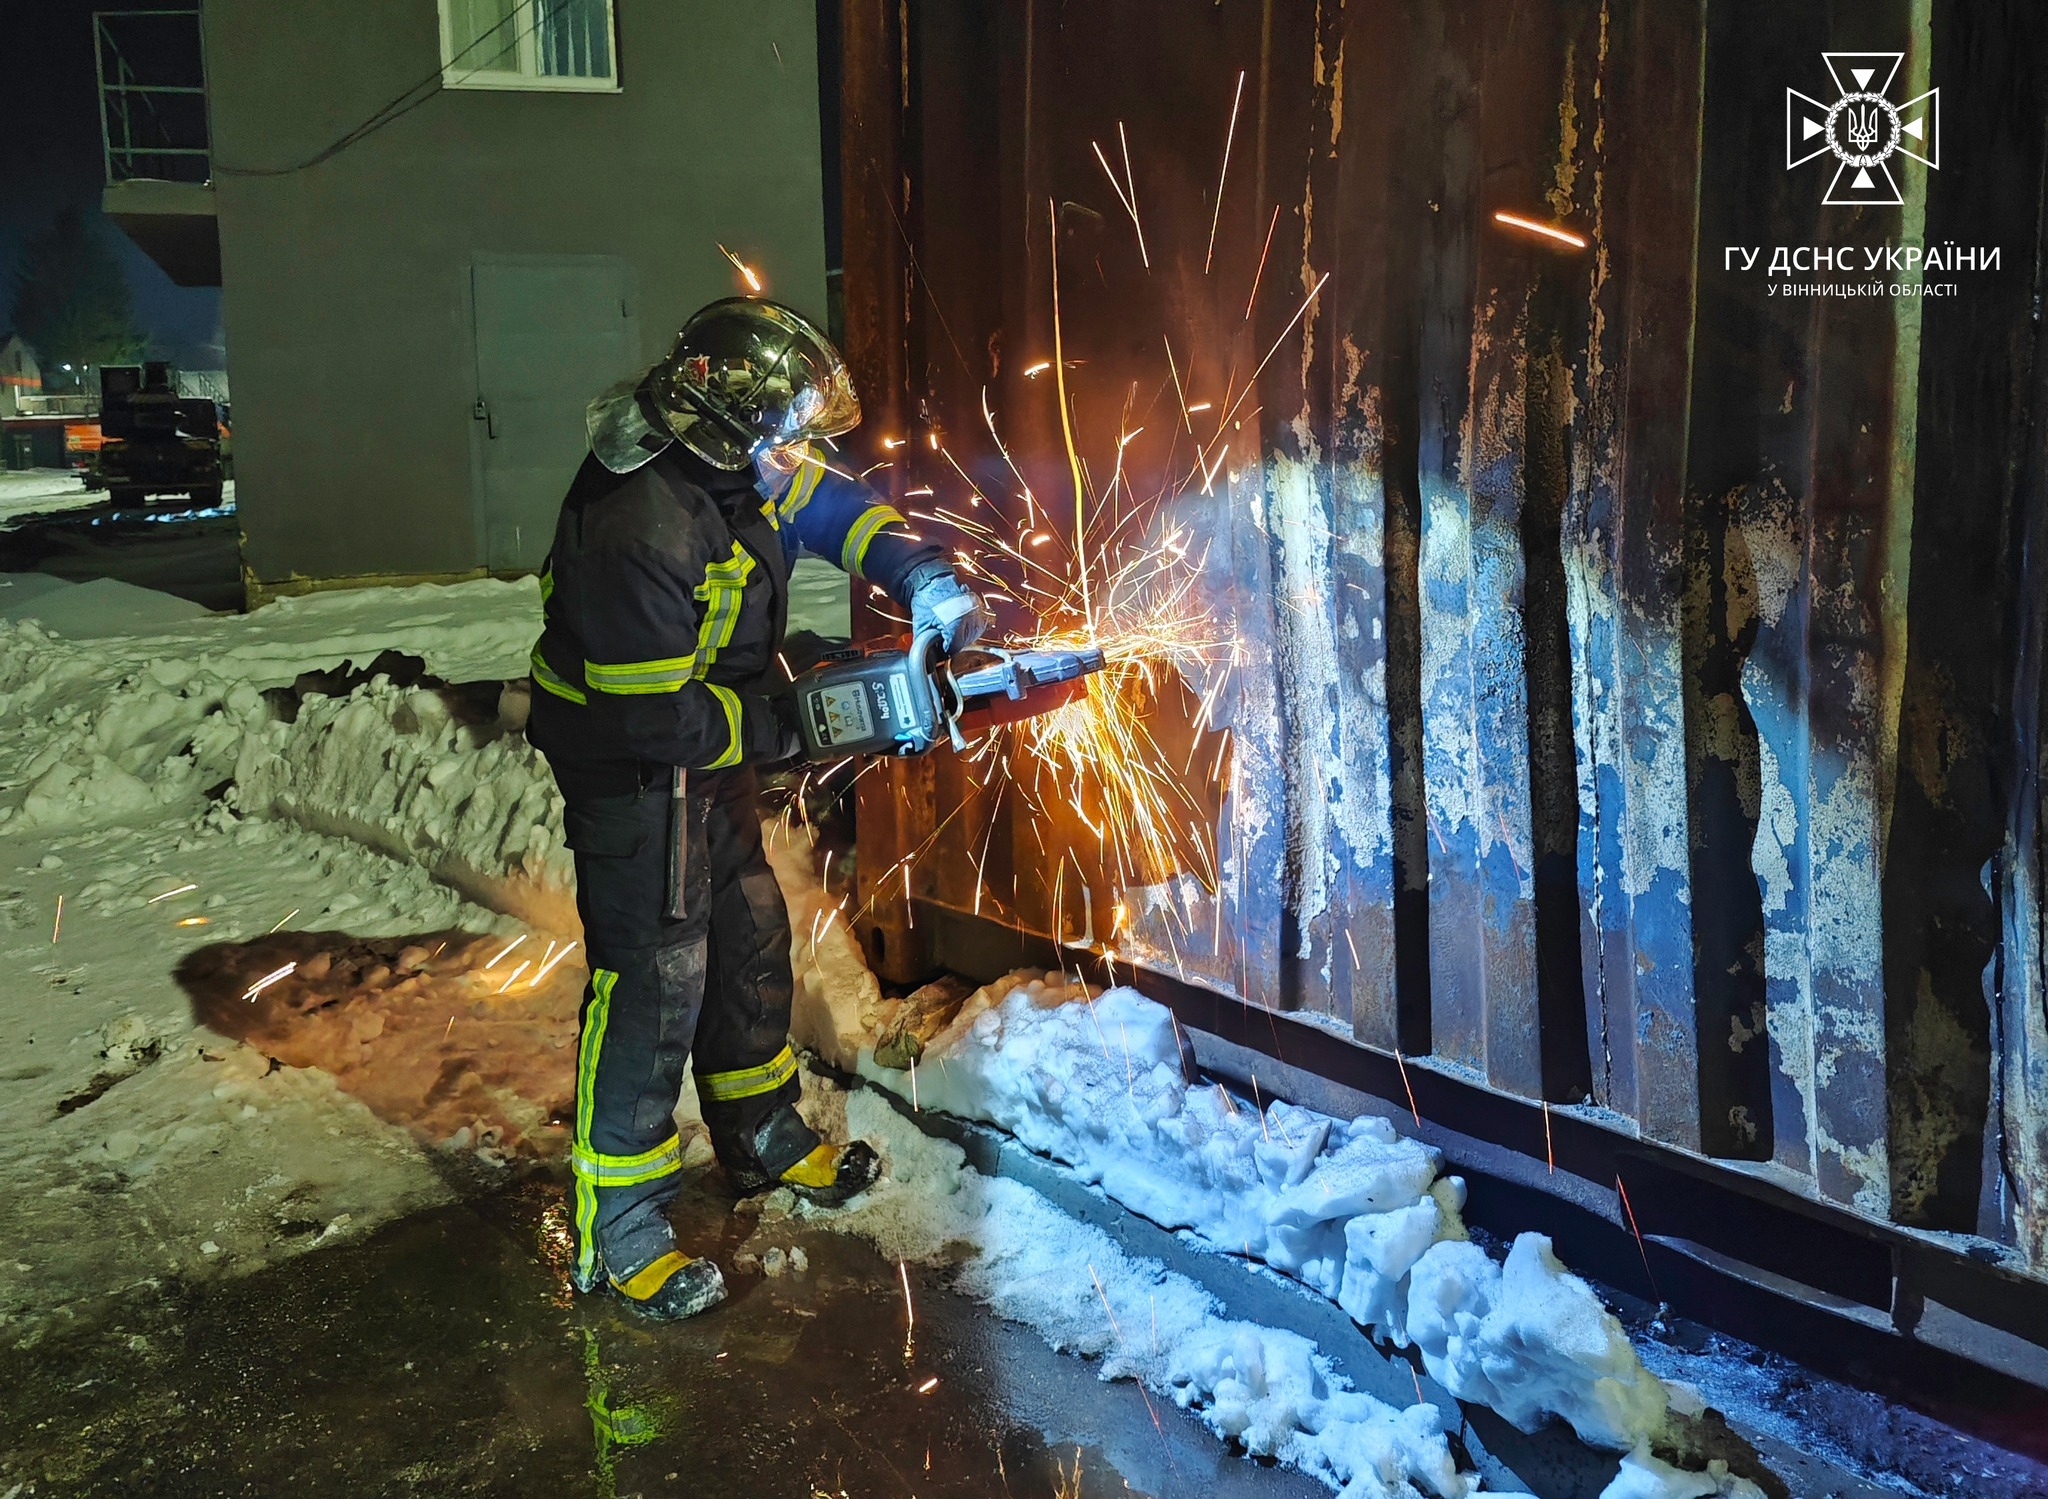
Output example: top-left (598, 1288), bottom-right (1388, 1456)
top-left (837, 0), bottom-right (2048, 1274)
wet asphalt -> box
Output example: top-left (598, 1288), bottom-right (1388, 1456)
top-left (0, 1170), bottom-right (1326, 1499)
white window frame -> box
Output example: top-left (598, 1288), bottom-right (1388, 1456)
top-left (437, 0), bottom-right (621, 93)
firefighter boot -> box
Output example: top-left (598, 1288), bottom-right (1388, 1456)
top-left (720, 1099), bottom-right (883, 1207)
top-left (607, 1249), bottom-right (727, 1323)
top-left (779, 1138), bottom-right (883, 1207)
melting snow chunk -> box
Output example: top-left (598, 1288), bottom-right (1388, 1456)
top-left (836, 974), bottom-right (1682, 1461)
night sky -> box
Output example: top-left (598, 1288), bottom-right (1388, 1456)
top-left (3, 0), bottom-right (224, 368)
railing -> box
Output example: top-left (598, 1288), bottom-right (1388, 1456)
top-left (95, 9), bottom-right (210, 184)
top-left (11, 394), bottom-right (102, 418)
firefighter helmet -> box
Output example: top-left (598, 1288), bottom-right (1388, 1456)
top-left (648, 298), bottom-right (860, 471)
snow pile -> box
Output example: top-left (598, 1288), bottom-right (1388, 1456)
top-left (0, 580), bottom-right (578, 922)
top-left (0, 642), bottom-right (275, 832)
top-left (1405, 1236), bottom-right (1665, 1452)
top-left (0, 575), bottom-right (212, 635)
top-left (830, 975), bottom-right (1670, 1455)
top-left (5, 576), bottom-right (536, 687)
top-left (230, 677), bottom-right (574, 932)
top-left (1599, 1446), bottom-right (1765, 1499)
top-left (813, 1081), bottom-right (1519, 1499)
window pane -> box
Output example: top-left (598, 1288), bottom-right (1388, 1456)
top-left (536, 0), bottom-right (612, 79)
top-left (448, 0), bottom-right (521, 73)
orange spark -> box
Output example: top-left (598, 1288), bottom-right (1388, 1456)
top-left (1245, 202), bottom-right (1281, 321)
top-left (1492, 210), bottom-right (1588, 249)
top-left (483, 933), bottom-right (526, 969)
top-left (1394, 1049), bottom-right (1422, 1127)
top-left (1087, 1263), bottom-right (1125, 1344)
top-left (243, 961), bottom-right (296, 1001)
top-left (531, 940), bottom-right (579, 985)
top-left (1205, 71), bottom-right (1246, 273)
top-left (717, 242), bottom-right (764, 291)
top-left (1615, 1174), bottom-right (1662, 1304)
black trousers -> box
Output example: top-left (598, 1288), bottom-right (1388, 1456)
top-left (559, 764), bottom-right (813, 1284)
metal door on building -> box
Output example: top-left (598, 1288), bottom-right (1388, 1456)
top-left (469, 254), bottom-right (639, 572)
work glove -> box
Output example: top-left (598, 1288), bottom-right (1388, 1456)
top-left (904, 562), bottom-right (990, 656)
top-left (742, 689), bottom-right (806, 766)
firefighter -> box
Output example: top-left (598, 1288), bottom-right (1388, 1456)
top-left (528, 298), bottom-right (987, 1321)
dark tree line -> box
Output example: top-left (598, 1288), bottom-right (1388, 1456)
top-left (8, 207), bottom-right (145, 388)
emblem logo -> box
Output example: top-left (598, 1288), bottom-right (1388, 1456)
top-left (1786, 52), bottom-right (1938, 206)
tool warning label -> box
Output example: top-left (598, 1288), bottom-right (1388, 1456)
top-left (809, 681), bottom-right (875, 747)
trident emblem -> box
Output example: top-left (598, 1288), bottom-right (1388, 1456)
top-left (1786, 53), bottom-right (1939, 207)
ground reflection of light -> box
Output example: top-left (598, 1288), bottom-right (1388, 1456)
top-left (138, 504), bottom-right (237, 523)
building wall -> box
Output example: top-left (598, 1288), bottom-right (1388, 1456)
top-left (0, 336), bottom-right (40, 419)
top-left (203, 0), bottom-right (829, 587)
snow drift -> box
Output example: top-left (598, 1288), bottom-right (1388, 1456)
top-left (813, 1080), bottom-right (1496, 1499)
top-left (826, 975), bottom-right (1671, 1456)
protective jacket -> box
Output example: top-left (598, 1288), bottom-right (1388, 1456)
top-left (530, 439), bottom-right (940, 1292)
top-left (528, 444), bottom-right (941, 793)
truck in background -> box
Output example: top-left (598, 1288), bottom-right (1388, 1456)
top-left (90, 362), bottom-right (226, 505)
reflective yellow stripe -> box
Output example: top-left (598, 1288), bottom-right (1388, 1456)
top-left (531, 648), bottom-right (588, 706)
top-left (690, 543), bottom-right (755, 678)
top-left (539, 568), bottom-right (554, 602)
top-left (584, 655), bottom-right (694, 695)
top-left (780, 457), bottom-right (825, 520)
top-left (572, 968), bottom-right (619, 1280)
top-left (582, 544), bottom-right (754, 696)
top-left (573, 1132), bottom-right (683, 1187)
top-left (704, 684), bottom-right (743, 770)
top-left (759, 497), bottom-right (780, 531)
top-left (842, 504), bottom-right (906, 575)
top-left (698, 1044), bottom-right (798, 1102)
